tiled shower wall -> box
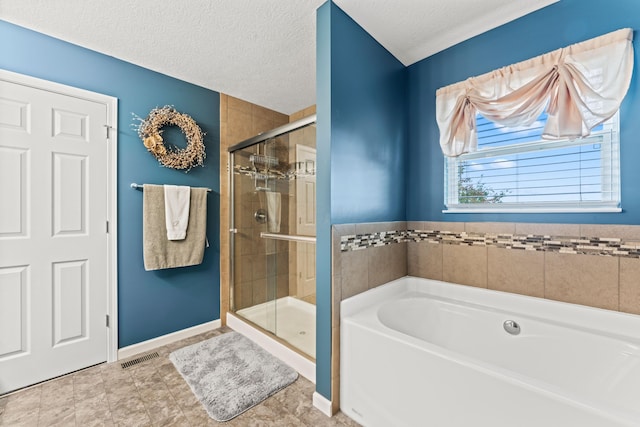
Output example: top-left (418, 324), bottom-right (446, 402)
top-left (331, 220), bottom-right (640, 411)
top-left (232, 172), bottom-right (290, 310)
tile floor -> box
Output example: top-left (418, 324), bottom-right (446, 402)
top-left (0, 327), bottom-right (359, 427)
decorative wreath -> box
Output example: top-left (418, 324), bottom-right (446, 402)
top-left (132, 105), bottom-right (206, 171)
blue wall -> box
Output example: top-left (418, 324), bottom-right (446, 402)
top-left (316, 1), bottom-right (333, 401)
top-left (328, 8), bottom-right (407, 224)
top-left (406, 0), bottom-right (640, 224)
top-left (316, 1), bottom-right (407, 400)
top-left (0, 20), bottom-right (221, 348)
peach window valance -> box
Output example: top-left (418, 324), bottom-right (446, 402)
top-left (436, 28), bottom-right (634, 157)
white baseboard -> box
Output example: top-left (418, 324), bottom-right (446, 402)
top-left (117, 319), bottom-right (221, 360)
top-left (226, 312), bottom-right (315, 383)
top-left (313, 391), bottom-right (333, 417)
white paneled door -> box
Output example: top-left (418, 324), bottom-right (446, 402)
top-left (0, 74), bottom-right (111, 394)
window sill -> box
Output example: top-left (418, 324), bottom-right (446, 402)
top-left (443, 207), bottom-right (622, 214)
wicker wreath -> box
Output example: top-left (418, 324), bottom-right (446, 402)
top-left (133, 106), bottom-right (206, 170)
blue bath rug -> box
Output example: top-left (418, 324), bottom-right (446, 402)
top-left (169, 331), bottom-right (298, 422)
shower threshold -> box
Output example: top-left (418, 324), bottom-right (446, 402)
top-left (236, 297), bottom-right (316, 359)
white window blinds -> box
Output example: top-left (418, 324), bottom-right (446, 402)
top-left (444, 112), bottom-right (620, 212)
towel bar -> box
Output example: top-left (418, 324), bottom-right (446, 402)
top-left (130, 183), bottom-right (211, 193)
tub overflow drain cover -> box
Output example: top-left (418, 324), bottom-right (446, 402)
top-left (503, 320), bottom-right (521, 335)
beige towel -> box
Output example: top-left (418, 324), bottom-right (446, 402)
top-left (143, 184), bottom-right (208, 271)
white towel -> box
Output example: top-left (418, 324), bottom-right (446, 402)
top-left (164, 185), bottom-right (191, 240)
top-left (265, 191), bottom-right (281, 233)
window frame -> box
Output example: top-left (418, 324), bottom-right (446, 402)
top-left (443, 113), bottom-right (621, 214)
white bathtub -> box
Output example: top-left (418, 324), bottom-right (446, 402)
top-left (340, 276), bottom-right (640, 427)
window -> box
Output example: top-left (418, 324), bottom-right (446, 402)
top-left (444, 111), bottom-right (620, 213)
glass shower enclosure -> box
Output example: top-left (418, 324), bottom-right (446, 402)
top-left (229, 115), bottom-right (316, 359)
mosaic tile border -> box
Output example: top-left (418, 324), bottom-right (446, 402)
top-left (339, 230), bottom-right (406, 251)
top-left (340, 229), bottom-right (640, 258)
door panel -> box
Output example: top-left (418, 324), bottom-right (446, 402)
top-left (0, 266), bottom-right (28, 358)
top-left (52, 260), bottom-right (88, 346)
top-left (0, 146), bottom-right (28, 237)
top-left (53, 153), bottom-right (87, 235)
top-left (0, 97), bottom-right (30, 132)
top-left (52, 108), bottom-right (89, 141)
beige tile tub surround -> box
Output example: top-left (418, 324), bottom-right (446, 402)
top-left (340, 249), bottom-right (369, 300)
top-left (620, 257), bottom-right (640, 315)
top-left (409, 222), bottom-right (640, 314)
top-left (545, 252), bottom-right (619, 311)
top-left (442, 244), bottom-right (488, 288)
top-left (331, 221), bottom-right (407, 415)
top-left (488, 246), bottom-right (544, 298)
top-left (515, 222), bottom-right (580, 237)
top-left (465, 221), bottom-right (515, 235)
top-left (407, 221), bottom-right (464, 233)
top-left (408, 241), bottom-right (443, 280)
top-left (580, 224), bottom-right (640, 241)
top-left (368, 243), bottom-right (408, 288)
top-left (354, 221), bottom-right (406, 235)
top-left (339, 221), bottom-right (640, 313)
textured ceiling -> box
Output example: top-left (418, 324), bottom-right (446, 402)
top-left (0, 0), bottom-right (557, 114)
top-left (333, 0), bottom-right (559, 65)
